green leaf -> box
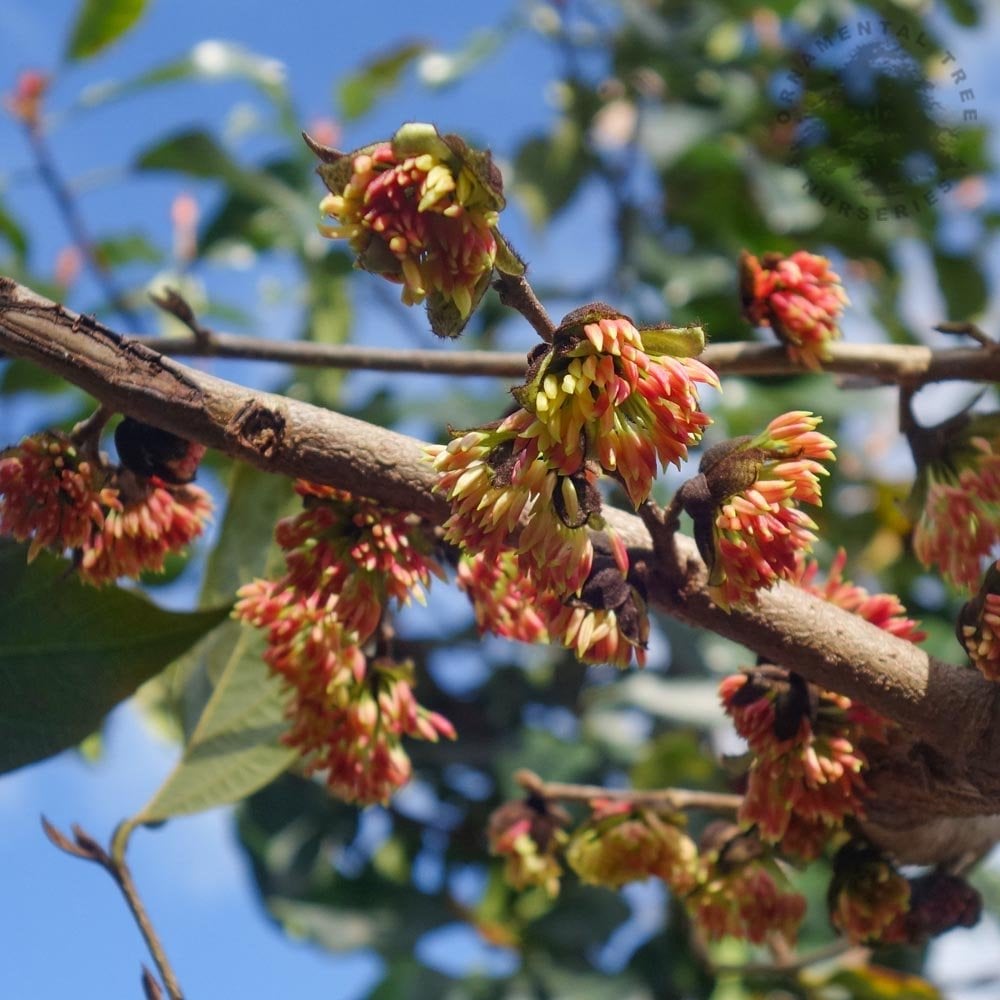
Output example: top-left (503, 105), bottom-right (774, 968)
top-left (939, 0), bottom-right (980, 26)
top-left (0, 540), bottom-right (228, 774)
top-left (127, 626), bottom-right (296, 825)
top-left (94, 232), bottom-right (162, 268)
top-left (639, 324), bottom-right (707, 358)
top-left (65, 0), bottom-right (147, 61)
top-left (338, 41), bottom-right (427, 121)
top-left (123, 466), bottom-right (299, 830)
top-left (0, 359), bottom-right (68, 395)
top-left (512, 121), bottom-right (596, 226)
top-left (136, 129), bottom-right (244, 179)
top-left (68, 41), bottom-right (293, 132)
top-left (0, 202), bottom-right (28, 260)
top-left (135, 130), bottom-right (310, 227)
top-left (146, 462), bottom-right (297, 737)
top-left (369, 960), bottom-right (453, 1000)
top-left (934, 250), bottom-right (988, 320)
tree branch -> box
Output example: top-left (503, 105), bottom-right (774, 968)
top-left (515, 769), bottom-right (742, 812)
top-left (127, 326), bottom-right (1000, 385)
top-left (24, 127), bottom-right (144, 331)
top-left (42, 818), bottom-right (184, 1000)
top-left (5, 277), bottom-right (1000, 837)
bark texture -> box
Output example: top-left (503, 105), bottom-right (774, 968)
top-left (3, 276), bottom-right (999, 858)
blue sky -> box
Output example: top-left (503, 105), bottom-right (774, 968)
top-left (4, 2), bottom-right (1000, 998)
top-left (0, 2), bottom-right (566, 997)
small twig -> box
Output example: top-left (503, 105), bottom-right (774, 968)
top-left (711, 936), bottom-right (868, 977)
top-left (898, 383), bottom-right (919, 442)
top-left (493, 271), bottom-right (555, 342)
top-left (117, 330), bottom-right (1000, 387)
top-left (141, 966), bottom-right (165, 1000)
top-left (515, 769), bottom-right (742, 812)
top-left (23, 126), bottom-right (144, 330)
top-left (149, 289), bottom-right (212, 346)
top-left (129, 329), bottom-right (528, 376)
top-left (41, 818), bottom-right (184, 1000)
top-left (766, 930), bottom-right (795, 967)
top-left (70, 403), bottom-right (114, 458)
top-left (935, 320), bottom-right (996, 348)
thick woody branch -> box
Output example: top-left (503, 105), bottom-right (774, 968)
top-left (4, 277), bottom-right (1000, 828)
top-left (0, 277), bottom-right (447, 523)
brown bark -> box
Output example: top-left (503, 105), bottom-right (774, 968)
top-left (3, 276), bottom-right (1000, 852)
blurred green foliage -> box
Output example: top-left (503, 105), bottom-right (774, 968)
top-left (1, 0), bottom-right (997, 996)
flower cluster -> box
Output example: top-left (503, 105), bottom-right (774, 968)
top-left (685, 824), bottom-right (806, 944)
top-left (457, 550), bottom-right (551, 644)
top-left (286, 656), bottom-right (454, 805)
top-left (78, 474), bottom-right (213, 585)
top-left (487, 796), bottom-right (569, 899)
top-left (679, 411), bottom-right (836, 609)
top-left (430, 407), bottom-right (599, 597)
top-left (720, 667), bottom-right (889, 859)
top-left (456, 548), bottom-right (648, 668)
top-left (4, 69), bottom-right (48, 129)
top-left (828, 843), bottom-right (911, 944)
top-left (740, 250), bottom-right (848, 370)
top-left (911, 431), bottom-right (1000, 592)
top-left (489, 801), bottom-right (810, 946)
top-left (315, 122), bottom-right (515, 336)
top-left (958, 561), bottom-right (1000, 681)
top-left (565, 800), bottom-right (698, 892)
top-left (0, 428), bottom-right (211, 581)
top-left (432, 306), bottom-right (717, 666)
top-left (0, 432), bottom-right (114, 561)
top-left (234, 483), bottom-right (453, 804)
top-left (512, 306), bottom-right (718, 508)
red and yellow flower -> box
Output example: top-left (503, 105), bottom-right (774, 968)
top-left (565, 800), bottom-right (698, 892)
top-left (315, 122), bottom-right (517, 336)
top-left (720, 668), bottom-right (889, 858)
top-left (0, 429), bottom-right (211, 581)
top-left (740, 250), bottom-right (848, 370)
top-left (514, 306), bottom-right (718, 507)
top-left (235, 483), bottom-right (451, 804)
top-left (829, 843), bottom-right (910, 944)
top-left (681, 411), bottom-right (836, 608)
top-left (488, 797), bottom-right (569, 898)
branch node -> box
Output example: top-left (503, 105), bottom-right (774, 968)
top-left (493, 271), bottom-right (555, 342)
top-left (70, 403), bottom-right (114, 456)
top-left (41, 819), bottom-right (185, 1000)
top-left (935, 321), bottom-right (996, 349)
top-left (142, 966), bottom-right (165, 1000)
top-left (150, 289), bottom-right (213, 346)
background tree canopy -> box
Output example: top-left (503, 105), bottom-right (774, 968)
top-left (3, 0), bottom-right (1000, 998)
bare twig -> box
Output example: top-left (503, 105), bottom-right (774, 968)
top-left (515, 769), bottom-right (742, 812)
top-left (935, 320), bottom-right (996, 348)
top-left (70, 403), bottom-right (114, 458)
top-left (493, 271), bottom-right (555, 342)
top-left (41, 818), bottom-right (184, 1000)
top-left (123, 327), bottom-right (1000, 387)
top-left (23, 126), bottom-right (144, 330)
top-left (141, 966), bottom-right (165, 1000)
top-left (711, 937), bottom-right (868, 977)
top-left (7, 278), bottom-right (1000, 840)
top-left (149, 289), bottom-right (212, 346)
top-left (130, 329), bottom-right (529, 376)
